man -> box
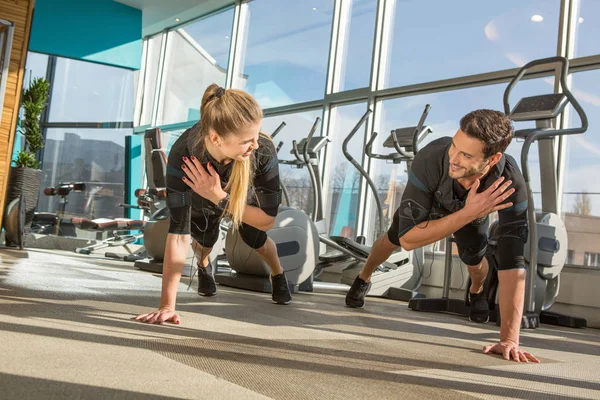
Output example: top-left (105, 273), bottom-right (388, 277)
top-left (346, 109), bottom-right (540, 363)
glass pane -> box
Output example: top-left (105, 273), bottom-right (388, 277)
top-left (369, 78), bottom-right (552, 241)
top-left (49, 58), bottom-right (135, 122)
top-left (326, 102), bottom-right (368, 238)
top-left (334, 0), bottom-right (376, 92)
top-left (13, 52), bottom-right (49, 162)
top-left (383, 0), bottom-right (560, 88)
top-left (573, 0), bottom-right (600, 58)
top-left (235, 0), bottom-right (334, 108)
top-left (139, 34), bottom-right (163, 126)
top-left (39, 128), bottom-right (130, 220)
top-left (23, 52), bottom-right (48, 89)
top-left (262, 109), bottom-right (323, 215)
top-left (562, 69), bottom-right (600, 267)
top-left (158, 8), bottom-right (234, 125)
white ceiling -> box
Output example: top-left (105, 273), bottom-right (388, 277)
top-left (114, 0), bottom-right (234, 37)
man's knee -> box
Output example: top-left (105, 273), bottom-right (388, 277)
top-left (465, 257), bottom-right (487, 271)
top-left (459, 248), bottom-right (487, 268)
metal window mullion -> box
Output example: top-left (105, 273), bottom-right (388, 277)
top-left (368, 0), bottom-right (385, 91)
top-left (356, 95), bottom-right (378, 240)
top-left (39, 56), bottom-right (57, 167)
top-left (228, 0), bottom-right (250, 89)
top-left (375, 0), bottom-right (395, 91)
top-left (320, 0), bottom-right (342, 214)
top-left (320, 103), bottom-right (336, 234)
top-left (133, 39), bottom-right (148, 127)
top-left (324, 0), bottom-right (343, 95)
top-left (151, 31), bottom-right (169, 127)
top-left (556, 0), bottom-right (579, 216)
top-left (359, 0), bottom-right (385, 238)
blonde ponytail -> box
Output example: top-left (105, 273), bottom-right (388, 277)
top-left (193, 83), bottom-right (263, 229)
top-left (225, 159), bottom-right (252, 228)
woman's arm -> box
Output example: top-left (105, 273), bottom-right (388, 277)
top-left (134, 233), bottom-right (189, 324)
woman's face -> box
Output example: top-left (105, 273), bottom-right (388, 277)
top-left (215, 121), bottom-right (262, 161)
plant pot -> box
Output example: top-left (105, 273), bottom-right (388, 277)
top-left (4, 167), bottom-right (42, 228)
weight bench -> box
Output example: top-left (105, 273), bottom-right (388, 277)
top-left (72, 217), bottom-right (146, 258)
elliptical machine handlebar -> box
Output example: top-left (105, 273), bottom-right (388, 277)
top-left (504, 56), bottom-right (588, 141)
top-left (341, 109), bottom-right (387, 235)
top-left (292, 117), bottom-right (324, 222)
top-left (391, 104), bottom-right (432, 158)
top-left (408, 104), bottom-right (431, 157)
top-left (270, 121), bottom-right (286, 139)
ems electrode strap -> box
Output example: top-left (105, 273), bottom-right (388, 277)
top-left (255, 189), bottom-right (282, 208)
top-left (167, 191), bottom-right (192, 208)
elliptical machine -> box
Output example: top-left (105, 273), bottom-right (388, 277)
top-left (338, 105), bottom-right (433, 300)
top-left (487, 56), bottom-right (588, 329)
top-left (286, 111), bottom-right (432, 299)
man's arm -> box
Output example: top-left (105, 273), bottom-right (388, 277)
top-left (497, 268), bottom-right (526, 346)
top-left (400, 209), bottom-right (473, 251)
top-left (482, 160), bottom-right (540, 362)
top-left (400, 177), bottom-right (515, 251)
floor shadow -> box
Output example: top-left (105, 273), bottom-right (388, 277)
top-left (0, 372), bottom-right (179, 400)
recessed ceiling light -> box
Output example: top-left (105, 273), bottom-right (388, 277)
top-left (578, 17), bottom-right (584, 23)
top-left (312, 7), bottom-right (317, 11)
top-left (531, 15), bottom-right (543, 22)
top-left (175, 18), bottom-right (180, 22)
top-left (225, 36), bottom-right (229, 39)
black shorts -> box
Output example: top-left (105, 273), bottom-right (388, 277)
top-left (388, 207), bottom-right (489, 266)
top-left (168, 197), bottom-right (268, 250)
top-left (388, 205), bottom-right (528, 270)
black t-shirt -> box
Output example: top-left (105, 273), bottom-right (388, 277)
top-left (396, 137), bottom-right (528, 266)
top-left (166, 122), bottom-right (281, 216)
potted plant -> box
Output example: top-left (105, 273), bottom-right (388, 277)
top-left (4, 77), bottom-right (50, 231)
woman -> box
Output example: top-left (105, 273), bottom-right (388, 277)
top-left (135, 84), bottom-right (291, 325)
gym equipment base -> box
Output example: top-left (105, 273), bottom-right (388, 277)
top-left (215, 273), bottom-right (298, 294)
top-left (490, 308), bottom-right (587, 329)
top-left (408, 297), bottom-right (469, 317)
top-left (134, 259), bottom-right (194, 277)
top-left (387, 287), bottom-right (425, 301)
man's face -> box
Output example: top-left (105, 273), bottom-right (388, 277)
top-left (447, 129), bottom-right (490, 179)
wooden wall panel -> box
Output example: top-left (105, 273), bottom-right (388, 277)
top-left (0, 0), bottom-right (35, 227)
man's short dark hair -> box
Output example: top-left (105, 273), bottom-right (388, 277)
top-left (460, 109), bottom-right (514, 159)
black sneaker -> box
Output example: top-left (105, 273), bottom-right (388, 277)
top-left (468, 290), bottom-right (490, 323)
top-left (271, 273), bottom-right (292, 305)
top-left (197, 261), bottom-right (217, 296)
top-left (345, 276), bottom-right (371, 308)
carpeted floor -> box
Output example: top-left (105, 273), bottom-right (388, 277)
top-left (1, 248), bottom-right (599, 399)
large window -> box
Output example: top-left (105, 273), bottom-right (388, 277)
top-left (326, 102), bottom-right (368, 238)
top-left (333, 0), bottom-right (377, 92)
top-left (49, 58), bottom-right (135, 122)
top-left (139, 34), bottom-right (163, 126)
top-left (158, 8), bottom-right (235, 125)
top-left (39, 128), bottom-right (130, 220)
top-left (366, 78), bottom-right (551, 241)
top-left (261, 109), bottom-right (323, 216)
top-left (573, 0), bottom-right (600, 58)
top-left (234, 0), bottom-right (334, 108)
top-left (382, 0), bottom-right (560, 88)
top-left (561, 69), bottom-right (600, 267)
top-left (33, 56), bottom-right (135, 222)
